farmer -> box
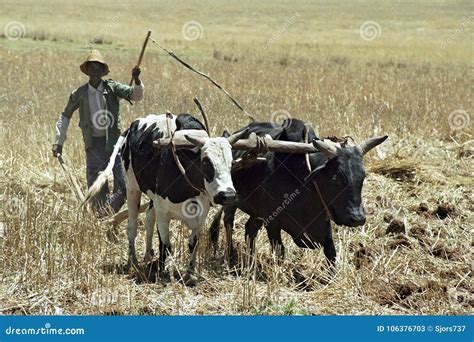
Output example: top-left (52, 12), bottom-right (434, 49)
top-left (52, 50), bottom-right (144, 217)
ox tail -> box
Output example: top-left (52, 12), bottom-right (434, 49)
top-left (209, 207), bottom-right (224, 250)
top-left (81, 131), bottom-right (129, 208)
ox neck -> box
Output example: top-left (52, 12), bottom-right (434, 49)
top-left (310, 178), bottom-right (332, 222)
top-left (172, 147), bottom-right (205, 193)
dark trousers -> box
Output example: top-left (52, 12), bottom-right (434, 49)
top-left (86, 137), bottom-right (126, 216)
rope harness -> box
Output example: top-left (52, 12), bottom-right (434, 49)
top-left (311, 179), bottom-right (332, 222)
top-left (308, 135), bottom-right (357, 221)
top-left (170, 140), bottom-right (204, 194)
top-left (165, 112), bottom-right (206, 195)
top-left (231, 135), bottom-right (269, 172)
top-left (303, 128), bottom-right (332, 222)
top-left (253, 135), bottom-right (269, 154)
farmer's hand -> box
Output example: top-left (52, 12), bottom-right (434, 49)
top-left (132, 66), bottom-right (141, 85)
top-left (52, 144), bottom-right (63, 158)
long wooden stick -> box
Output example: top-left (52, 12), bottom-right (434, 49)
top-left (148, 36), bottom-right (255, 121)
top-left (193, 98), bottom-right (210, 135)
top-left (57, 155), bottom-right (85, 202)
top-left (153, 131), bottom-right (320, 154)
top-left (129, 29), bottom-right (152, 86)
top-left (107, 203), bottom-right (148, 225)
top-left (303, 123), bottom-right (312, 172)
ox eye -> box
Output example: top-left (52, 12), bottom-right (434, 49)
top-left (201, 156), bottom-right (215, 182)
top-left (332, 173), bottom-right (345, 184)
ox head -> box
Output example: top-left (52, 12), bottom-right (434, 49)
top-left (184, 129), bottom-right (248, 206)
top-left (307, 136), bottom-right (388, 227)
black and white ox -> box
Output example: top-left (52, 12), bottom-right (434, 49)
top-left (86, 113), bottom-right (246, 279)
top-left (210, 119), bottom-right (387, 265)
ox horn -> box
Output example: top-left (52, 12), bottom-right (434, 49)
top-left (227, 127), bottom-right (250, 145)
top-left (358, 135), bottom-right (388, 155)
top-left (184, 134), bottom-right (206, 147)
top-left (312, 139), bottom-right (338, 159)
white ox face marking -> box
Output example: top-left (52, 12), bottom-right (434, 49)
top-left (200, 137), bottom-right (236, 206)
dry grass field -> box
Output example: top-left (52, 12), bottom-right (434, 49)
top-left (0, 0), bottom-right (472, 315)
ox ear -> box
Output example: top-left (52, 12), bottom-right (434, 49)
top-left (227, 127), bottom-right (249, 146)
top-left (358, 135), bottom-right (388, 155)
top-left (185, 134), bottom-right (206, 148)
top-left (312, 139), bottom-right (338, 159)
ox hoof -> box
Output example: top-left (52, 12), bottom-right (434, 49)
top-left (227, 248), bottom-right (238, 268)
top-left (127, 257), bottom-right (140, 271)
top-left (158, 270), bottom-right (170, 282)
top-left (182, 273), bottom-right (197, 287)
top-left (181, 270), bottom-right (198, 287)
top-left (143, 251), bottom-right (154, 263)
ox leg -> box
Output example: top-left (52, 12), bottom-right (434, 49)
top-left (126, 190), bottom-right (142, 269)
top-left (323, 227), bottom-right (336, 269)
top-left (155, 208), bottom-right (171, 276)
top-left (244, 216), bottom-right (263, 268)
top-left (223, 206), bottom-right (238, 266)
top-left (209, 207), bottom-right (223, 254)
top-left (184, 230), bottom-right (199, 284)
top-left (265, 224), bottom-right (285, 261)
top-left (183, 205), bottom-right (209, 285)
top-left (144, 201), bottom-right (155, 263)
